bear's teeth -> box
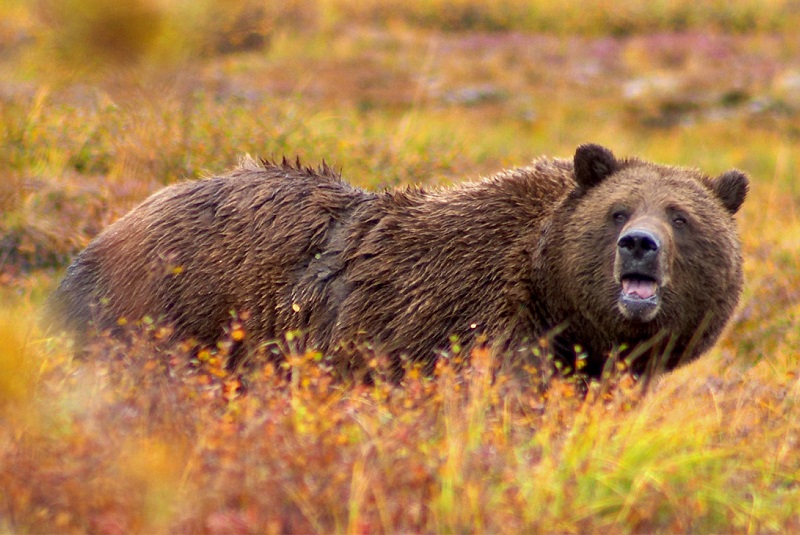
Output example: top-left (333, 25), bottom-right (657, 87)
top-left (622, 278), bottom-right (657, 299)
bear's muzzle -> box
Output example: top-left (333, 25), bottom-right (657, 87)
top-left (616, 227), bottom-right (666, 322)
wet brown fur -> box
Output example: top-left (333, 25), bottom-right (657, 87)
top-left (50, 145), bottom-right (748, 378)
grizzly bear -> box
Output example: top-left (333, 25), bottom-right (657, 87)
top-left (50, 144), bottom-right (748, 379)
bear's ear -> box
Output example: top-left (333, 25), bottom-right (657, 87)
top-left (574, 144), bottom-right (618, 190)
top-left (710, 170), bottom-right (749, 214)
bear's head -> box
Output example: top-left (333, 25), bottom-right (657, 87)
top-left (540, 143), bottom-right (748, 374)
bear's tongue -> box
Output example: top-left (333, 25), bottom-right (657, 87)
top-left (622, 278), bottom-right (657, 299)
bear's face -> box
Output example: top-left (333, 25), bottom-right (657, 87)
top-left (603, 166), bottom-right (746, 325)
top-left (545, 144), bottom-right (748, 356)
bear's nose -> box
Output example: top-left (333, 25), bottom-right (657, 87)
top-left (617, 229), bottom-right (660, 261)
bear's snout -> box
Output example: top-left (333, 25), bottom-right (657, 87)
top-left (615, 226), bottom-right (667, 322)
top-left (617, 229), bottom-right (660, 268)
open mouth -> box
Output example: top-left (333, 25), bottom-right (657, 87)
top-left (618, 274), bottom-right (661, 321)
top-left (621, 274), bottom-right (658, 300)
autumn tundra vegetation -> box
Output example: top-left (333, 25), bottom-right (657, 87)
top-left (1, 0), bottom-right (799, 533)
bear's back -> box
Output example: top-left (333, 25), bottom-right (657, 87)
top-left (51, 158), bottom-right (375, 344)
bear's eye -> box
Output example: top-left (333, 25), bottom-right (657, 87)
top-left (672, 214), bottom-right (688, 228)
top-left (612, 210), bottom-right (628, 225)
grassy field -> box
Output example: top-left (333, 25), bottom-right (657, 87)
top-left (1, 1), bottom-right (800, 532)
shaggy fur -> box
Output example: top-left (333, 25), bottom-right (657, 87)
top-left (50, 145), bottom-right (748, 378)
